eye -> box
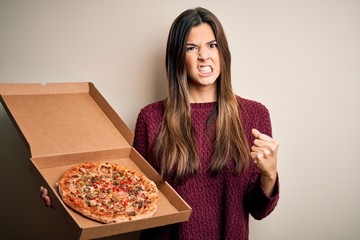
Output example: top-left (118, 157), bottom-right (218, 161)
top-left (209, 42), bottom-right (218, 48)
top-left (186, 46), bottom-right (197, 52)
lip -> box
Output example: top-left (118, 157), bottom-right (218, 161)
top-left (198, 64), bottom-right (213, 69)
top-left (198, 65), bottom-right (213, 76)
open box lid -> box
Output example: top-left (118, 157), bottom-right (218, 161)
top-left (0, 82), bottom-right (192, 239)
top-left (0, 82), bottom-right (133, 158)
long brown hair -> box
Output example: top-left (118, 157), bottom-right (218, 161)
top-left (151, 7), bottom-right (250, 181)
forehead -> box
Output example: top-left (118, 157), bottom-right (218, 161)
top-left (187, 23), bottom-right (215, 43)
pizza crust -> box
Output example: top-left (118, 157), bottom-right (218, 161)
top-left (58, 162), bottom-right (158, 223)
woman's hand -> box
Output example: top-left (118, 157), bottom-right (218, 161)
top-left (39, 186), bottom-right (53, 207)
top-left (251, 129), bottom-right (279, 197)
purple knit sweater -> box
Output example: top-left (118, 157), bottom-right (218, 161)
top-left (133, 96), bottom-right (279, 240)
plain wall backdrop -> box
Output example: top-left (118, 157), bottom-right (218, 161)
top-left (1, 0), bottom-right (359, 239)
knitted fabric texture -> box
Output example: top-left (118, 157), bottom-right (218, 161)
top-left (133, 96), bottom-right (279, 240)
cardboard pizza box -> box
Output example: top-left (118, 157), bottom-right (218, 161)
top-left (0, 82), bottom-right (191, 240)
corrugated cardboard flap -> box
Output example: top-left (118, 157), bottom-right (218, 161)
top-left (0, 82), bottom-right (192, 239)
top-left (0, 82), bottom-right (133, 158)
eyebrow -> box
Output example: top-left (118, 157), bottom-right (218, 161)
top-left (186, 40), bottom-right (217, 46)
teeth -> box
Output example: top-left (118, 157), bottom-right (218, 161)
top-left (199, 66), bottom-right (212, 74)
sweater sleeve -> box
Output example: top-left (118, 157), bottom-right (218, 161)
top-left (133, 107), bottom-right (149, 160)
top-left (245, 168), bottom-right (280, 220)
top-left (243, 100), bottom-right (280, 220)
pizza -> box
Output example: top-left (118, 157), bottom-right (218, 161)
top-left (57, 162), bottom-right (158, 223)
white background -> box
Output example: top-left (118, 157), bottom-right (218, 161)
top-left (1, 1), bottom-right (359, 239)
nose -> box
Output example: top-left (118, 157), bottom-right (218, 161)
top-left (198, 48), bottom-right (210, 60)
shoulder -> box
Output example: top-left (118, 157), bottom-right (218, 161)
top-left (235, 95), bottom-right (272, 137)
top-left (135, 100), bottom-right (165, 125)
top-left (236, 95), bottom-right (270, 116)
top-left (139, 100), bottom-right (165, 114)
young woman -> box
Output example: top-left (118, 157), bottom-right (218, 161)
top-left (40, 7), bottom-right (280, 240)
top-left (133, 7), bottom-right (279, 240)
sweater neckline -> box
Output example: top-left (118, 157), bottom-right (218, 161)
top-left (190, 101), bottom-right (217, 110)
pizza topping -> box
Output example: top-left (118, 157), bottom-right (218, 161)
top-left (58, 162), bottom-right (158, 223)
top-left (126, 207), bottom-right (136, 216)
top-left (100, 165), bottom-right (110, 174)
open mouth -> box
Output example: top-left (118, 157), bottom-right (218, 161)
top-left (198, 66), bottom-right (213, 75)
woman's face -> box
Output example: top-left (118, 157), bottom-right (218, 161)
top-left (185, 23), bottom-right (221, 92)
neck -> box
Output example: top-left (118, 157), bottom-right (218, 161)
top-left (188, 85), bottom-right (217, 103)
